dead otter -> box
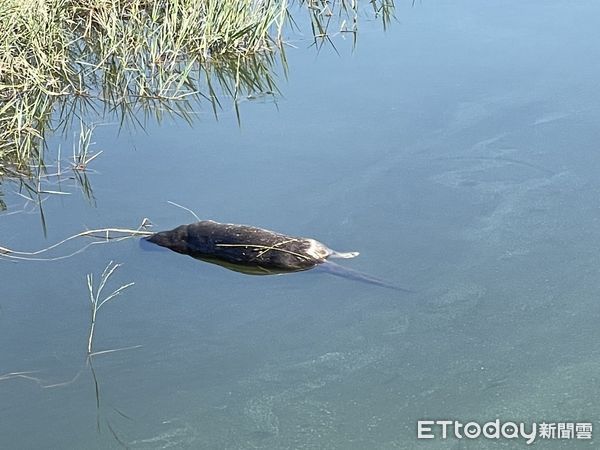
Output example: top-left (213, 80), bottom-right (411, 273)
top-left (144, 220), bottom-right (412, 292)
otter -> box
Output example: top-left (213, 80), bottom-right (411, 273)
top-left (144, 220), bottom-right (412, 292)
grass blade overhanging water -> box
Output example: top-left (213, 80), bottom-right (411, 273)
top-left (0, 0), bottom-right (395, 195)
top-left (0, 0), bottom-right (289, 168)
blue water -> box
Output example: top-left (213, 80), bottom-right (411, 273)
top-left (2, 1), bottom-right (600, 448)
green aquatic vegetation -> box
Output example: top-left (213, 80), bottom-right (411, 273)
top-left (0, 0), bottom-right (395, 188)
top-left (0, 121), bottom-right (101, 233)
top-left (0, 0), bottom-right (288, 167)
top-left (303, 0), bottom-right (395, 48)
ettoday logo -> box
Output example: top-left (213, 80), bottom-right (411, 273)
top-left (417, 420), bottom-right (593, 445)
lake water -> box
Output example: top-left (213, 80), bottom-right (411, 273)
top-left (2, 1), bottom-right (600, 448)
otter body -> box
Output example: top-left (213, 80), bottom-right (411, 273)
top-left (145, 220), bottom-right (412, 291)
top-left (145, 220), bottom-right (358, 272)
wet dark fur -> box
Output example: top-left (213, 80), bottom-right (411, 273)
top-left (145, 220), bottom-right (323, 271)
top-left (145, 220), bottom-right (413, 292)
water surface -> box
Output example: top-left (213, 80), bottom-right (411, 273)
top-left (2, 1), bottom-right (600, 448)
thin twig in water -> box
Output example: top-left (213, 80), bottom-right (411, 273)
top-left (167, 200), bottom-right (200, 221)
top-left (86, 261), bottom-right (134, 355)
top-left (88, 345), bottom-right (143, 358)
top-left (0, 371), bottom-right (41, 383)
top-left (0, 219), bottom-right (153, 261)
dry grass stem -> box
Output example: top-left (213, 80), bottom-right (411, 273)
top-left (86, 261), bottom-right (134, 354)
top-left (0, 218), bottom-right (153, 261)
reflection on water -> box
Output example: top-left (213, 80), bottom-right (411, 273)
top-left (0, 49), bottom-right (281, 216)
top-left (1, 1), bottom-right (395, 233)
top-left (0, 0), bottom-right (394, 191)
top-left (3, 0), bottom-right (600, 448)
top-left (1, 1), bottom-right (396, 231)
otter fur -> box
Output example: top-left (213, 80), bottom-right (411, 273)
top-left (145, 220), bottom-right (358, 272)
top-left (144, 220), bottom-right (411, 291)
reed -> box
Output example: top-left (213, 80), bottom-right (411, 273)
top-left (0, 0), bottom-right (395, 183)
top-left (0, 0), bottom-right (288, 168)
